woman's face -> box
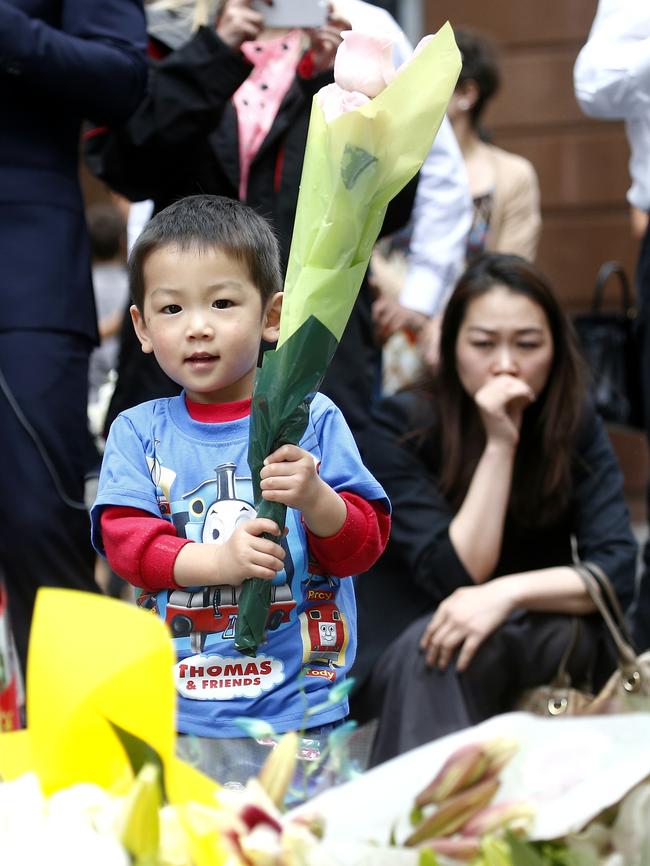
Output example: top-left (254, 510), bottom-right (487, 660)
top-left (455, 286), bottom-right (554, 398)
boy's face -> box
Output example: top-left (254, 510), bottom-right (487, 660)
top-left (131, 244), bottom-right (282, 404)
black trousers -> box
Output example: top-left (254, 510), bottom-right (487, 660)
top-left (350, 611), bottom-right (604, 767)
top-left (0, 331), bottom-right (99, 674)
top-left (631, 220), bottom-right (650, 651)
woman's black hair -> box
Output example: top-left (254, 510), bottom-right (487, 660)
top-left (454, 28), bottom-right (501, 129)
top-left (430, 252), bottom-right (587, 524)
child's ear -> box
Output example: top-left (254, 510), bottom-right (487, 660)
top-left (130, 304), bottom-right (154, 354)
top-left (262, 292), bottom-right (283, 343)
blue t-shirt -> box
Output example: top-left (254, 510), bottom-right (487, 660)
top-left (91, 393), bottom-right (388, 737)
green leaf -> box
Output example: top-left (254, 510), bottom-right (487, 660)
top-left (505, 833), bottom-right (583, 866)
top-left (482, 835), bottom-right (516, 866)
top-left (326, 719), bottom-right (357, 749)
top-left (326, 677), bottom-right (356, 705)
top-left (418, 849), bottom-right (440, 866)
top-left (341, 144), bottom-right (378, 190)
top-left (108, 720), bottom-right (167, 803)
top-left (232, 716), bottom-right (277, 740)
top-left (507, 833), bottom-right (547, 866)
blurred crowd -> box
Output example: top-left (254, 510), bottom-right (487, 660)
top-left (1, 0), bottom-right (649, 765)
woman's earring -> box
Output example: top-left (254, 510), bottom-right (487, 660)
top-left (458, 98), bottom-right (471, 111)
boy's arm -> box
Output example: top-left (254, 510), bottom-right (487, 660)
top-left (100, 506), bottom-right (189, 591)
top-left (305, 493), bottom-right (390, 578)
top-left (259, 445), bottom-right (390, 576)
top-left (101, 505), bottom-right (285, 591)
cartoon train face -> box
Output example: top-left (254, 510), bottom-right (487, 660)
top-left (165, 583), bottom-right (296, 640)
top-left (301, 602), bottom-right (345, 664)
top-left (200, 463), bottom-right (256, 545)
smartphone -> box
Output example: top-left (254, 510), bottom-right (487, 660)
top-left (250, 0), bottom-right (328, 29)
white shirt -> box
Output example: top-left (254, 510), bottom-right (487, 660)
top-left (573, 0), bottom-right (650, 211)
top-left (340, 0), bottom-right (472, 314)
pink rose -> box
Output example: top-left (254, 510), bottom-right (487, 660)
top-left (333, 30), bottom-right (396, 99)
top-left (316, 83), bottom-right (370, 123)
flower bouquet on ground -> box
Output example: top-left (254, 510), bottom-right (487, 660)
top-left (4, 591), bottom-right (650, 865)
top-left (0, 589), bottom-right (334, 866)
top-left (291, 710), bottom-right (650, 865)
top-left (234, 22), bottom-right (462, 656)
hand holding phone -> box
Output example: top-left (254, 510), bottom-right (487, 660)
top-left (217, 0), bottom-right (271, 48)
top-left (307, 11), bottom-right (351, 74)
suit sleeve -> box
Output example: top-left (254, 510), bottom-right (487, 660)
top-left (0, 0), bottom-right (147, 123)
top-left (360, 394), bottom-right (474, 605)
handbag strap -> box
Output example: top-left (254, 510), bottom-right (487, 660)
top-left (574, 562), bottom-right (639, 670)
top-left (592, 261), bottom-right (634, 315)
top-left (550, 615), bottom-right (583, 688)
top-left (583, 560), bottom-right (636, 646)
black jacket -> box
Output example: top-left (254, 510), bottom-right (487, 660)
top-left (0, 0), bottom-right (147, 340)
top-left (352, 390), bottom-right (638, 689)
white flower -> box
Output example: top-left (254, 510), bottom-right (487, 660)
top-left (333, 31), bottom-right (395, 98)
top-left (316, 83), bottom-right (370, 123)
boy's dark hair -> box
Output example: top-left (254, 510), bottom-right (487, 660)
top-left (129, 195), bottom-right (283, 311)
top-left (454, 28), bottom-right (501, 129)
top-left (87, 203), bottom-right (126, 262)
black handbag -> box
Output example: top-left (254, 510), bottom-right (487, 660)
top-left (573, 261), bottom-right (644, 428)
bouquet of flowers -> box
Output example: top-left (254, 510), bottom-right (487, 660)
top-left (234, 22), bottom-right (462, 655)
top-left (294, 710), bottom-right (650, 865)
top-left (3, 590), bottom-right (650, 865)
top-left (0, 589), bottom-right (328, 866)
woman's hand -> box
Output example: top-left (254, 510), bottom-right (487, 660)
top-left (475, 374), bottom-right (535, 448)
top-left (216, 0), bottom-right (269, 49)
top-left (306, 8), bottom-right (350, 75)
top-left (419, 580), bottom-right (515, 672)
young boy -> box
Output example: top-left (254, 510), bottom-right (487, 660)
top-left (91, 195), bottom-right (390, 738)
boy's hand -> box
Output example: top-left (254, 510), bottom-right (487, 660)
top-left (261, 444), bottom-right (321, 510)
top-left (173, 517), bottom-right (285, 588)
top-left (260, 445), bottom-right (347, 537)
top-left (220, 518), bottom-right (286, 584)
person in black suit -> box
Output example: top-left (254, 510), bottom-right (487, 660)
top-left (0, 0), bottom-right (148, 673)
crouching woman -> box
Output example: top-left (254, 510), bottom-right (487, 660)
top-left (352, 253), bottom-right (637, 764)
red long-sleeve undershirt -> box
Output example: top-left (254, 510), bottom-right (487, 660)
top-left (99, 396), bottom-right (390, 592)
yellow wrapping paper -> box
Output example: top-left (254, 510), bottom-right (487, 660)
top-left (278, 21), bottom-right (462, 346)
top-left (0, 589), bottom-right (220, 810)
